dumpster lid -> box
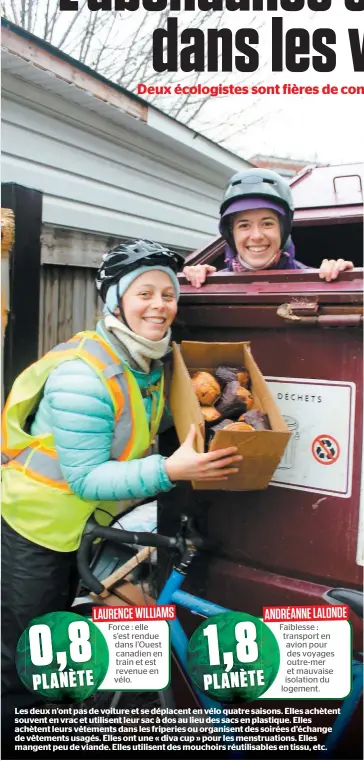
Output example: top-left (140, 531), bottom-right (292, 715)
top-left (178, 268), bottom-right (364, 306)
top-left (290, 163), bottom-right (364, 211)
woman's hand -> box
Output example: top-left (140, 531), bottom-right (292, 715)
top-left (165, 424), bottom-right (242, 482)
top-left (183, 264), bottom-right (217, 288)
top-left (319, 259), bottom-right (354, 281)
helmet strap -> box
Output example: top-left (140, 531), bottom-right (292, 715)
top-left (104, 279), bottom-right (131, 329)
top-left (116, 279), bottom-right (132, 329)
top-left (119, 306), bottom-right (131, 330)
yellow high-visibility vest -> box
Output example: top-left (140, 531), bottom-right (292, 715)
top-left (1, 331), bottom-right (164, 552)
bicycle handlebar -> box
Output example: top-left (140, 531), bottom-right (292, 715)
top-left (77, 517), bottom-right (179, 595)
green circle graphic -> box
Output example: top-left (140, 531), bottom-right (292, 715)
top-left (187, 611), bottom-right (280, 702)
top-left (16, 611), bottom-right (109, 702)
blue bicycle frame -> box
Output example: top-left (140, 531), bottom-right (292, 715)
top-left (157, 566), bottom-right (244, 758)
top-left (157, 567), bottom-right (230, 712)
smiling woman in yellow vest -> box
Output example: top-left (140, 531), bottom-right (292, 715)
top-left (1, 239), bottom-right (242, 716)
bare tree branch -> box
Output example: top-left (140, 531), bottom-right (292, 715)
top-left (56, 0), bottom-right (88, 49)
top-left (118, 9), bottom-right (149, 83)
top-left (43, 0), bottom-right (52, 40)
top-left (19, 0), bottom-right (25, 27)
top-left (46, 0), bottom-right (59, 43)
top-left (92, 19), bottom-right (115, 70)
top-left (32, 0), bottom-right (40, 35)
top-left (83, 14), bottom-right (99, 62)
top-left (26, 0), bottom-right (33, 32)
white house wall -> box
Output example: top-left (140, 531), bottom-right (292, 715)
top-left (2, 73), bottom-right (240, 253)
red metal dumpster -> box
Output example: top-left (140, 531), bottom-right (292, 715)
top-left (158, 267), bottom-right (363, 754)
top-left (159, 267), bottom-right (363, 644)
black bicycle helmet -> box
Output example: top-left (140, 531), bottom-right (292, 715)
top-left (96, 239), bottom-right (184, 303)
top-left (220, 168), bottom-right (294, 250)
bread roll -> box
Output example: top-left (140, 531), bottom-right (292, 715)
top-left (191, 371), bottom-right (221, 406)
top-left (223, 422), bottom-right (255, 432)
top-left (201, 406), bottom-right (221, 422)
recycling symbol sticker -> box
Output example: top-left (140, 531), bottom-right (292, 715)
top-left (312, 434), bottom-right (340, 465)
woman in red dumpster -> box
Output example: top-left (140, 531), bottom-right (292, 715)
top-left (183, 168), bottom-right (354, 288)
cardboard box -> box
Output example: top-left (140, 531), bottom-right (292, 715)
top-left (169, 341), bottom-right (291, 491)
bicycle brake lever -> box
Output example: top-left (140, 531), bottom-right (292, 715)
top-left (174, 536), bottom-right (186, 555)
top-left (176, 515), bottom-right (219, 553)
top-left (185, 517), bottom-right (220, 552)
